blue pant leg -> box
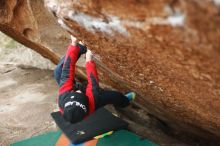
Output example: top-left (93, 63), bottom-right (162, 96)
top-left (97, 90), bottom-right (129, 108)
top-left (54, 56), bottom-right (65, 85)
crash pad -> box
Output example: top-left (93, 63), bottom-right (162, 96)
top-left (10, 131), bottom-right (61, 146)
top-left (56, 133), bottom-right (70, 146)
top-left (51, 108), bottom-right (128, 144)
top-left (56, 130), bottom-right (157, 146)
top-left (56, 133), bottom-right (99, 146)
top-left (69, 139), bottom-right (98, 146)
top-left (97, 130), bottom-right (157, 146)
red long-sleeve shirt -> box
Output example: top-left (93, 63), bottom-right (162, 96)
top-left (58, 45), bottom-right (99, 115)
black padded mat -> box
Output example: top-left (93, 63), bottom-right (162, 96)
top-left (51, 108), bottom-right (128, 144)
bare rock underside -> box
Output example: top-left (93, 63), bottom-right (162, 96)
top-left (0, 0), bottom-right (220, 145)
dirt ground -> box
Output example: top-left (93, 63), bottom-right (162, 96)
top-left (0, 63), bottom-right (58, 146)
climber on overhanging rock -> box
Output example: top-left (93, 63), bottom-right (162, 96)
top-left (54, 35), bottom-right (136, 124)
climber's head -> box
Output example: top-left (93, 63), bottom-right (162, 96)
top-left (62, 92), bottom-right (88, 124)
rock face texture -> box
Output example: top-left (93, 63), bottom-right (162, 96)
top-left (1, 0), bottom-right (220, 145)
top-left (0, 0), bottom-right (69, 63)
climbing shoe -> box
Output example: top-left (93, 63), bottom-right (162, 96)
top-left (125, 92), bottom-right (136, 102)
